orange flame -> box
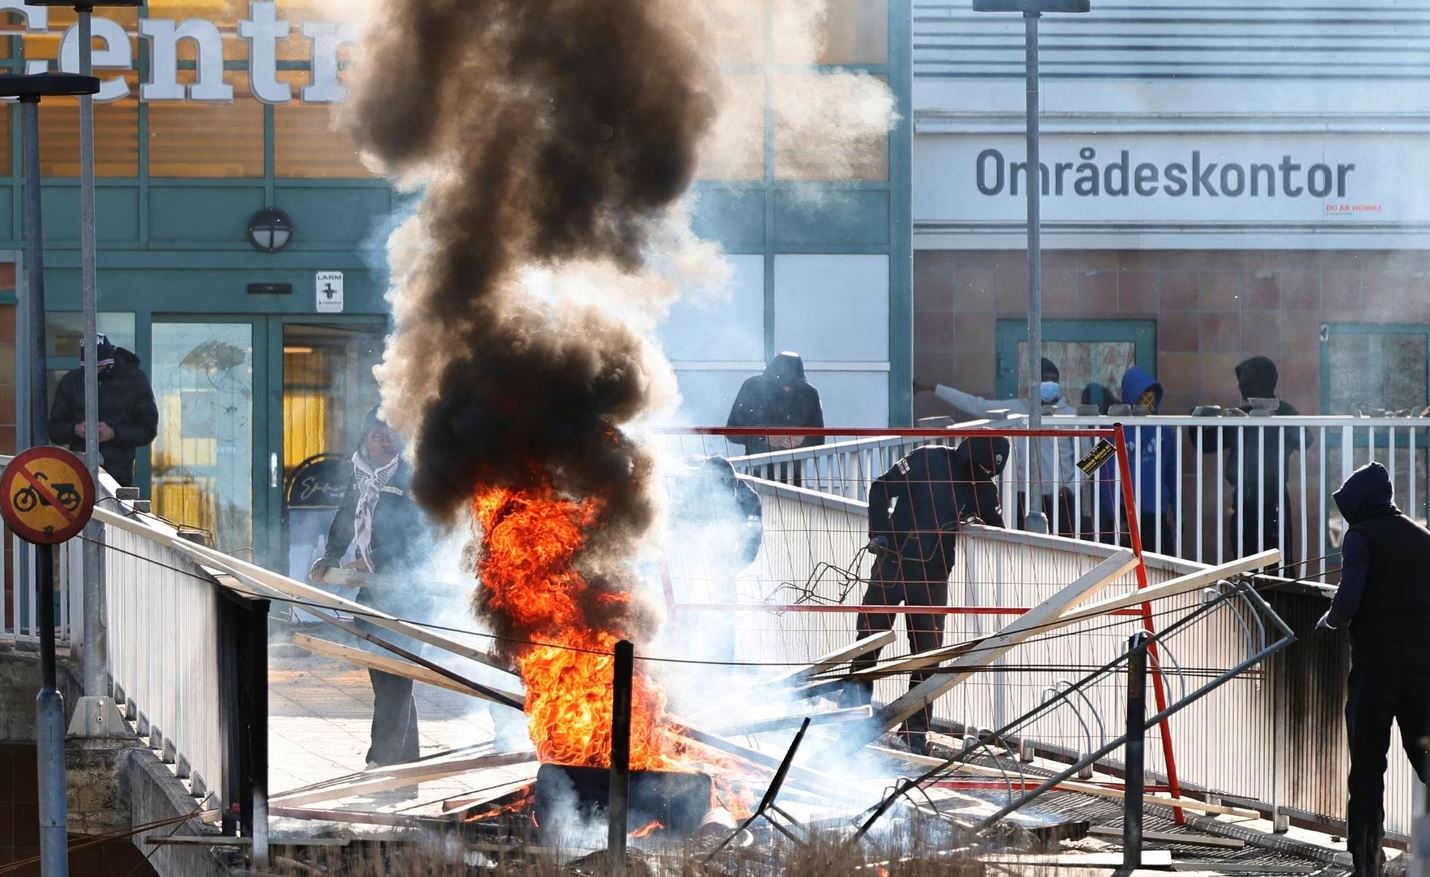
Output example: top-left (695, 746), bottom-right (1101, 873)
top-left (630, 819), bottom-right (664, 838)
top-left (474, 480), bottom-right (678, 770)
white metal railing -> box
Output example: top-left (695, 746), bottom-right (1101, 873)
top-left (725, 414), bottom-right (1430, 581)
top-left (723, 479), bottom-right (1420, 838)
top-left (101, 494), bottom-right (226, 806)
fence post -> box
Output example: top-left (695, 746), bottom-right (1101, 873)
top-left (218, 588), bottom-right (269, 868)
top-left (1123, 631), bottom-right (1150, 870)
top-left (607, 640), bottom-right (633, 876)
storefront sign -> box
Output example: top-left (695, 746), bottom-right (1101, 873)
top-left (316, 271), bottom-right (344, 313)
top-left (0, 1), bottom-right (356, 104)
top-left (915, 131), bottom-right (1423, 227)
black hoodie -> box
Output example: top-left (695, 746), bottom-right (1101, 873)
top-left (1190, 355), bottom-right (1311, 499)
top-left (1325, 462), bottom-right (1430, 668)
top-left (48, 347), bottom-right (159, 487)
top-left (726, 353), bottom-right (825, 454)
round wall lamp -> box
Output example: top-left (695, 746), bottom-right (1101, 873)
top-left (248, 207), bottom-right (294, 253)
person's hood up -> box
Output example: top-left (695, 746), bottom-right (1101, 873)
top-left (764, 352), bottom-right (806, 385)
top-left (110, 347), bottom-right (141, 369)
top-left (1334, 461), bottom-right (1399, 525)
top-left (1041, 357), bottom-right (1060, 382)
top-left (1235, 355), bottom-right (1279, 400)
top-left (1121, 367), bottom-right (1163, 412)
top-left (963, 435), bottom-right (1011, 475)
top-left (1081, 382), bottom-right (1117, 414)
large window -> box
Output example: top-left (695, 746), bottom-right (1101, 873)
top-left (995, 319), bottom-right (1157, 402)
top-left (1322, 324), bottom-right (1430, 415)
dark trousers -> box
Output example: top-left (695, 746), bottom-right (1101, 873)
top-left (845, 558), bottom-right (949, 752)
top-left (366, 668), bottom-right (420, 766)
top-left (1018, 491), bottom-right (1076, 538)
top-left (1344, 664), bottom-right (1430, 877)
top-left (1096, 509), bottom-right (1175, 555)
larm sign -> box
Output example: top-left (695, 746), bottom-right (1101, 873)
top-left (0, 1), bottom-right (356, 104)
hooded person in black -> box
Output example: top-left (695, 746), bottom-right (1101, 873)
top-left (48, 333), bottom-right (159, 487)
top-left (726, 352), bottom-right (825, 454)
top-left (1318, 462), bottom-right (1430, 877)
top-left (843, 437), bottom-right (1009, 754)
top-left (1190, 355), bottom-right (1311, 569)
top-left (311, 407), bottom-right (432, 767)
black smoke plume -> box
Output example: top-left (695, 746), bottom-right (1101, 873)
top-left (342, 0), bottom-right (718, 563)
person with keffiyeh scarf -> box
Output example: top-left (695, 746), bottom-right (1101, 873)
top-left (311, 406), bottom-right (431, 767)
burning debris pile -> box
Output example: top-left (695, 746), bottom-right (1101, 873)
top-left (342, 0), bottom-right (721, 777)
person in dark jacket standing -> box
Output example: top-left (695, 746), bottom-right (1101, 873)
top-left (1317, 462), bottom-right (1430, 877)
top-left (726, 351), bottom-right (824, 453)
top-left (310, 407), bottom-right (431, 767)
top-left (1191, 355), bottom-right (1311, 571)
top-left (48, 334), bottom-right (158, 487)
top-left (843, 437), bottom-right (1009, 754)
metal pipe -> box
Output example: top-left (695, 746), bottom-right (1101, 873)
top-left (608, 640), bottom-right (634, 875)
top-left (36, 545), bottom-right (69, 877)
top-left (22, 96), bottom-right (46, 451)
top-left (77, 3), bottom-right (106, 699)
top-left (1022, 10), bottom-right (1047, 535)
top-left (22, 93), bottom-right (69, 877)
top-left (1123, 631), bottom-right (1150, 870)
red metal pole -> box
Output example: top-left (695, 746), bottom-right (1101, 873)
top-left (1112, 425), bottom-right (1185, 824)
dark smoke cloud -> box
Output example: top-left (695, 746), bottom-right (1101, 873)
top-left (341, 0), bottom-right (719, 554)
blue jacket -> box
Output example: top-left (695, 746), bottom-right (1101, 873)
top-left (1100, 368), bottom-right (1177, 517)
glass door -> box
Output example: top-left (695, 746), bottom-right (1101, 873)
top-left (149, 319), bottom-right (263, 558)
top-left (272, 319), bottom-right (386, 583)
top-left (148, 316), bottom-right (387, 570)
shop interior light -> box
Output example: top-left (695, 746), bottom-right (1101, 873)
top-left (248, 207), bottom-right (294, 253)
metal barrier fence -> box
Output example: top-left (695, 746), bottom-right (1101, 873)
top-left (681, 474), bottom-right (1419, 838)
top-left (694, 414), bottom-right (1430, 579)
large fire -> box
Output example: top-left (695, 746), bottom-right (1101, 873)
top-left (473, 479), bottom-right (678, 770)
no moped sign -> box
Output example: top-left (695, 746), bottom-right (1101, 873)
top-left (0, 447), bottom-right (96, 544)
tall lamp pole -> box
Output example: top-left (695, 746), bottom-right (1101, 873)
top-left (973, 0), bottom-right (1089, 534)
top-left (0, 70), bottom-right (102, 877)
top-left (32, 0), bottom-right (144, 718)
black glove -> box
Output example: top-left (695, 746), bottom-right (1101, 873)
top-left (867, 535), bottom-right (891, 555)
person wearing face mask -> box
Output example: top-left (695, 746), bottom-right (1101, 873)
top-left (310, 406), bottom-right (431, 768)
top-left (915, 358), bottom-right (1078, 536)
top-left (1189, 355), bottom-right (1311, 572)
top-left (48, 333), bottom-right (159, 487)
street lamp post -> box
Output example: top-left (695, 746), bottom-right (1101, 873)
top-left (0, 70), bottom-right (103, 877)
top-left (31, 0), bottom-right (145, 723)
top-left (973, 0), bottom-right (1089, 534)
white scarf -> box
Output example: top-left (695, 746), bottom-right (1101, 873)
top-left (352, 450), bottom-right (400, 568)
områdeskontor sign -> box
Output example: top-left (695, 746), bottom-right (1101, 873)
top-left (915, 132), bottom-right (1422, 226)
top-left (0, 1), bottom-right (355, 104)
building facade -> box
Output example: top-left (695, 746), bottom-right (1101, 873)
top-left (0, 1), bottom-right (912, 573)
top-left (912, 1), bottom-right (1430, 422)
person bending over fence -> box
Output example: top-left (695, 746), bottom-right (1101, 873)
top-left (841, 437), bottom-right (1009, 755)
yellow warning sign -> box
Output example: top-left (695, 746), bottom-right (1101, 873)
top-left (0, 446), bottom-right (96, 544)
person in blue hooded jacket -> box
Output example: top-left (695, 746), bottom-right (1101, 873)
top-left (1098, 367), bottom-right (1178, 553)
top-left (1317, 462), bottom-right (1430, 877)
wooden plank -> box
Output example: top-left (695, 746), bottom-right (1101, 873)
top-left (709, 706), bottom-right (871, 737)
top-left (441, 779), bottom-right (536, 815)
top-left (1170, 864), bottom-right (1317, 874)
top-left (983, 851), bottom-right (1174, 867)
top-left (291, 634), bottom-right (524, 707)
top-left (833, 549), bottom-right (1278, 685)
top-left (1050, 548), bottom-right (1280, 629)
top-left (767, 631), bottom-right (896, 685)
top-left (1088, 825), bottom-right (1245, 849)
top-left (870, 550), bottom-right (1138, 735)
top-left (866, 746), bottom-right (1260, 819)
top-left (271, 752), bottom-right (538, 808)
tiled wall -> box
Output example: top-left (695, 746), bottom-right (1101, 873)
top-left (913, 249), bottom-right (1430, 421)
